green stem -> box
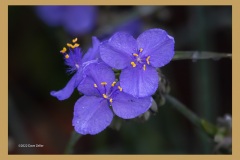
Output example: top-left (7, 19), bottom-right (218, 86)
top-left (165, 94), bottom-right (203, 129)
top-left (165, 94), bottom-right (220, 139)
top-left (173, 51), bottom-right (231, 61)
top-left (64, 131), bottom-right (82, 154)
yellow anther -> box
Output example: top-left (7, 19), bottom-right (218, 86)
top-left (67, 43), bottom-right (73, 47)
top-left (60, 47), bottom-right (67, 53)
top-left (101, 82), bottom-right (107, 86)
top-left (111, 81), bottom-right (116, 87)
top-left (73, 43), bottom-right (80, 48)
top-left (65, 54), bottom-right (69, 59)
top-left (131, 61), bottom-right (137, 67)
top-left (94, 83), bottom-right (98, 88)
top-left (133, 53), bottom-right (139, 57)
top-left (118, 86), bottom-right (123, 92)
top-left (146, 56), bottom-right (150, 65)
top-left (103, 94), bottom-right (108, 99)
top-left (72, 38), bottom-right (78, 43)
top-left (143, 64), bottom-right (146, 71)
top-left (109, 98), bottom-right (113, 103)
top-left (139, 48), bottom-right (143, 52)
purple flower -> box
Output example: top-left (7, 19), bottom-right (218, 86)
top-left (100, 28), bottom-right (175, 97)
top-left (73, 61), bottom-right (152, 135)
top-left (36, 6), bottom-right (97, 35)
top-left (50, 37), bottom-right (100, 100)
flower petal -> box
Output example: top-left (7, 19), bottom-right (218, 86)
top-left (82, 36), bottom-right (100, 63)
top-left (50, 71), bottom-right (82, 100)
top-left (73, 96), bottom-right (113, 135)
top-left (137, 28), bottom-right (175, 67)
top-left (78, 61), bottom-right (115, 96)
top-left (120, 65), bottom-right (159, 97)
top-left (100, 32), bottom-right (137, 69)
top-left (112, 92), bottom-right (152, 119)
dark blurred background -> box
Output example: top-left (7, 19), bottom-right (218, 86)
top-left (8, 6), bottom-right (232, 154)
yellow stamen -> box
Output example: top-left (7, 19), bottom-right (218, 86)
top-left (109, 98), bottom-right (113, 103)
top-left (146, 56), bottom-right (150, 65)
top-left (65, 54), bottom-right (69, 59)
top-left (60, 47), bottom-right (67, 53)
top-left (143, 64), bottom-right (146, 71)
top-left (111, 81), bottom-right (116, 87)
top-left (103, 94), bottom-right (108, 99)
top-left (67, 43), bottom-right (73, 48)
top-left (73, 43), bottom-right (80, 48)
top-left (131, 62), bottom-right (137, 67)
top-left (94, 83), bottom-right (98, 88)
top-left (101, 82), bottom-right (107, 86)
top-left (133, 53), bottom-right (139, 57)
top-left (118, 86), bottom-right (123, 92)
top-left (72, 38), bottom-right (78, 43)
top-left (139, 48), bottom-right (143, 52)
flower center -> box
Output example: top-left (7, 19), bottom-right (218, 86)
top-left (59, 38), bottom-right (81, 73)
top-left (93, 81), bottom-right (123, 104)
top-left (130, 48), bottom-right (151, 71)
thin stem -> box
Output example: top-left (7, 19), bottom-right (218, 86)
top-left (165, 94), bottom-right (220, 139)
top-left (165, 94), bottom-right (203, 129)
top-left (173, 51), bottom-right (231, 61)
top-left (64, 130), bottom-right (82, 154)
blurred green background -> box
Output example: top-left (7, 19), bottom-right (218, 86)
top-left (8, 6), bottom-right (232, 154)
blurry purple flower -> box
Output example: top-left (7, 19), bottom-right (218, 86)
top-left (73, 61), bottom-right (152, 135)
top-left (116, 18), bottom-right (142, 37)
top-left (36, 6), bottom-right (97, 35)
top-left (50, 37), bottom-right (100, 100)
top-left (100, 28), bottom-right (175, 97)
top-left (99, 18), bottom-right (143, 41)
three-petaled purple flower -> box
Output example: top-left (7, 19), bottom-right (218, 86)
top-left (73, 61), bottom-right (152, 135)
top-left (51, 37), bottom-right (100, 100)
top-left (100, 28), bottom-right (175, 98)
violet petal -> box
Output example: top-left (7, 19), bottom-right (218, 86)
top-left (73, 96), bottom-right (113, 135)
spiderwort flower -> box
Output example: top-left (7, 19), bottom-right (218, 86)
top-left (100, 28), bottom-right (175, 97)
top-left (50, 37), bottom-right (100, 100)
top-left (36, 6), bottom-right (97, 35)
top-left (73, 61), bottom-right (152, 135)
